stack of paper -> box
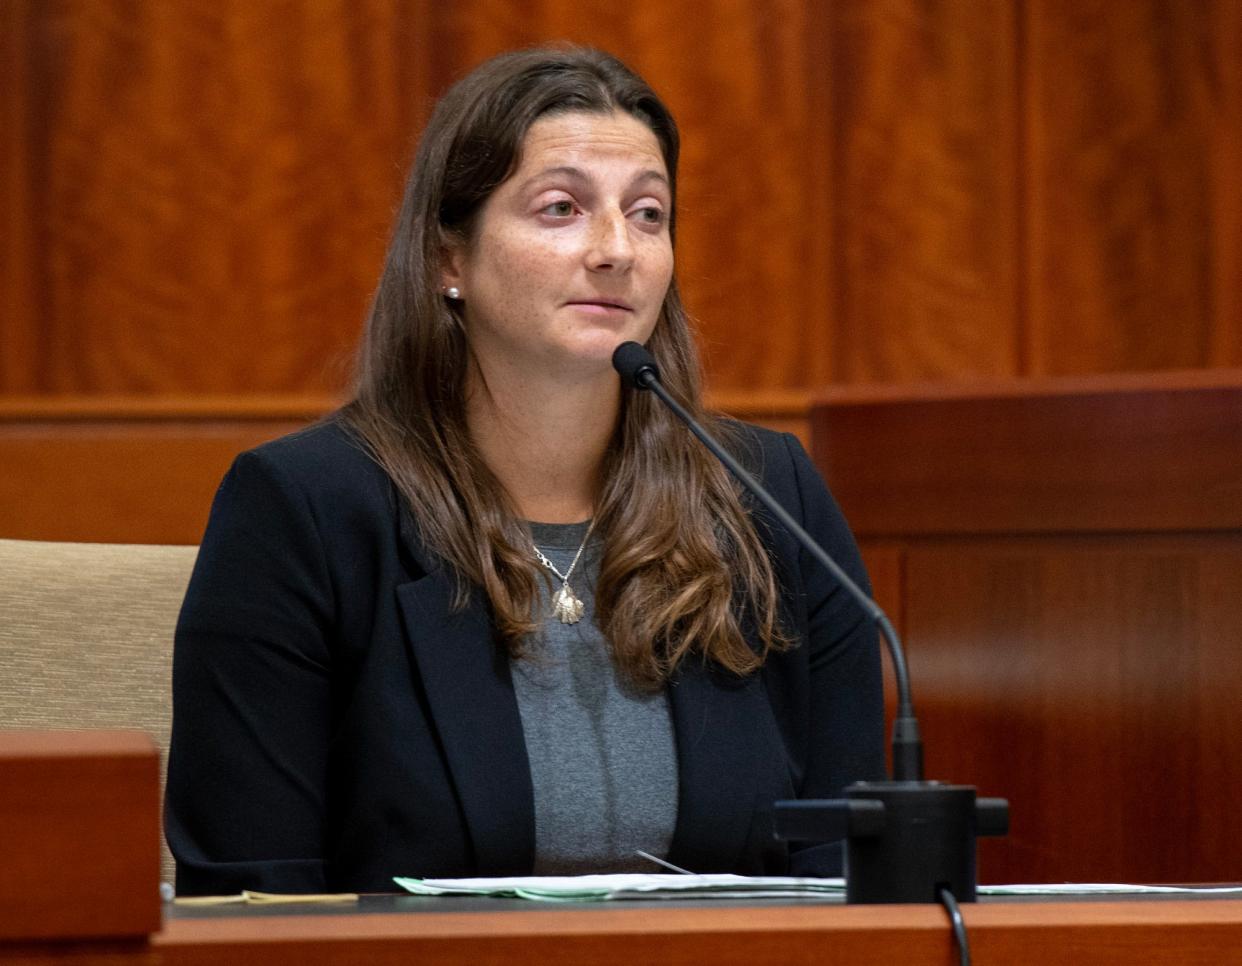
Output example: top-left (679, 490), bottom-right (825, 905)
top-left (395, 874), bottom-right (846, 902)
top-left (394, 874), bottom-right (1242, 903)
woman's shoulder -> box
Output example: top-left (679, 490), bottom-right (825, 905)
top-left (225, 414), bottom-right (393, 510)
top-left (715, 417), bottom-right (813, 491)
top-left (243, 414), bottom-right (371, 467)
top-left (235, 414), bottom-right (376, 475)
top-left (716, 417), bottom-right (859, 560)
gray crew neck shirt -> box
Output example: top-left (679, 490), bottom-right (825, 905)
top-left (511, 520), bottom-right (679, 874)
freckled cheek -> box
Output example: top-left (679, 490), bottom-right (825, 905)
top-left (647, 246), bottom-right (675, 300)
top-left (496, 235), bottom-right (574, 285)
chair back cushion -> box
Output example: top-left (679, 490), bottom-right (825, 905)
top-left (0, 538), bottom-right (199, 888)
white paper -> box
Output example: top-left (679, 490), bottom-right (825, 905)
top-left (979, 882), bottom-right (1242, 896)
top-left (395, 873), bottom-right (846, 901)
top-left (394, 873), bottom-right (1242, 902)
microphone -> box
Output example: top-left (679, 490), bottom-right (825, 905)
top-left (613, 340), bottom-right (1008, 904)
top-left (612, 341), bottom-right (923, 779)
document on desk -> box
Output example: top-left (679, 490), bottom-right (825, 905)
top-left (394, 873), bottom-right (846, 901)
top-left (980, 883), bottom-right (1242, 896)
top-left (394, 875), bottom-right (1242, 902)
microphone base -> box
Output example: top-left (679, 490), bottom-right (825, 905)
top-left (775, 781), bottom-right (1009, 904)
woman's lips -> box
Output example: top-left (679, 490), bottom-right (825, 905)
top-left (566, 299), bottom-right (633, 315)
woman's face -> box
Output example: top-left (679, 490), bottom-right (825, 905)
top-left (444, 110), bottom-right (674, 383)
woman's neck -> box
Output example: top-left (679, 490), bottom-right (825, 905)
top-left (465, 360), bottom-right (619, 524)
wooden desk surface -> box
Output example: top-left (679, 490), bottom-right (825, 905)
top-left (5, 894), bottom-right (1241, 966)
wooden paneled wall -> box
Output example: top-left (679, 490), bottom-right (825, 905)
top-left (2, 1), bottom-right (1239, 539)
top-left (813, 371), bottom-right (1242, 884)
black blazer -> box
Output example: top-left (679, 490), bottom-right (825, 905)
top-left (165, 418), bottom-right (884, 894)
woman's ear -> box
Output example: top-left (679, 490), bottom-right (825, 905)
top-left (439, 240), bottom-right (466, 298)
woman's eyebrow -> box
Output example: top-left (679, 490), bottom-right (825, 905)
top-left (518, 165), bottom-right (590, 192)
top-left (631, 169), bottom-right (671, 190)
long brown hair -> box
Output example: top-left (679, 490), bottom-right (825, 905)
top-left (342, 46), bottom-right (789, 688)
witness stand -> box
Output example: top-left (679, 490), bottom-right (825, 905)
top-left (2, 730), bottom-right (1241, 966)
top-left (810, 370), bottom-right (1242, 885)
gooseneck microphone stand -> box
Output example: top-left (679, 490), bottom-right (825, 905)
top-left (612, 341), bottom-right (1008, 906)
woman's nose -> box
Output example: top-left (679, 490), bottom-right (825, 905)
top-left (585, 211), bottom-right (634, 273)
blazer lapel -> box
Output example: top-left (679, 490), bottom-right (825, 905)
top-left (665, 661), bottom-right (771, 873)
top-left (393, 503), bottom-right (777, 876)
top-left (394, 556), bottom-right (535, 876)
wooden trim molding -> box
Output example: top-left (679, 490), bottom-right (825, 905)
top-left (812, 370), bottom-right (1242, 536)
top-left (0, 390), bottom-right (813, 544)
top-left (0, 394), bottom-right (343, 422)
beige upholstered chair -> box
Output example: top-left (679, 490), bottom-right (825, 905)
top-left (0, 538), bottom-right (199, 888)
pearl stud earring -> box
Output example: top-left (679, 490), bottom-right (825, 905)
top-left (445, 286), bottom-right (461, 300)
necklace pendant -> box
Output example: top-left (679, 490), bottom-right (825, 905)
top-left (552, 585), bottom-right (585, 624)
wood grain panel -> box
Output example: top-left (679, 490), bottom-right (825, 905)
top-left (0, 418), bottom-right (312, 544)
top-left (812, 370), bottom-right (1242, 537)
top-left (0, 730), bottom-right (160, 942)
top-left (904, 535), bottom-right (1242, 884)
top-left (3, 899), bottom-right (1242, 966)
top-left (857, 542), bottom-right (904, 635)
top-left (5, 0), bottom-right (432, 395)
top-left (7, 0), bottom-right (1240, 409)
top-left (0, 390), bottom-right (803, 544)
top-left (0, 1), bottom-right (40, 393)
top-left (830, 0), bottom-right (1021, 382)
top-left (429, 0), bottom-right (837, 393)
top-left (813, 375), bottom-right (1242, 885)
top-left (151, 900), bottom-right (1242, 966)
top-left (1025, 0), bottom-right (1241, 374)
top-left (1208, 0), bottom-right (1242, 366)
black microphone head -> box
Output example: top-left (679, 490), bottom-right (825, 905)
top-left (612, 341), bottom-right (660, 389)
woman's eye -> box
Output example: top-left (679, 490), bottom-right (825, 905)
top-left (543, 200), bottom-right (575, 217)
top-left (634, 206), bottom-right (666, 226)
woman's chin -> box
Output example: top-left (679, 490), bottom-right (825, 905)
top-left (562, 325), bottom-right (652, 365)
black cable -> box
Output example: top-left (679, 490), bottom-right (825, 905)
top-left (937, 886), bottom-right (970, 966)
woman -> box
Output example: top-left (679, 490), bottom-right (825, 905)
top-left (165, 46), bottom-right (884, 895)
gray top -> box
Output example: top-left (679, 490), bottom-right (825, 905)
top-left (512, 520), bottom-right (679, 874)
